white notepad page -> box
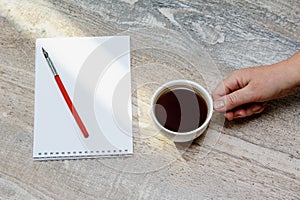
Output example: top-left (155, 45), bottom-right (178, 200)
top-left (33, 36), bottom-right (133, 160)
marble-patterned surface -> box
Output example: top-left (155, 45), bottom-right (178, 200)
top-left (0, 0), bottom-right (299, 199)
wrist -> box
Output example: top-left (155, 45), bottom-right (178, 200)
top-left (286, 51), bottom-right (300, 88)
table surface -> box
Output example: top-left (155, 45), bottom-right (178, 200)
top-left (0, 0), bottom-right (299, 199)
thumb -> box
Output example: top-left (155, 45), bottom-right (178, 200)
top-left (213, 88), bottom-right (253, 112)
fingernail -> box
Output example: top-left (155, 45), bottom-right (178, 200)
top-left (252, 105), bottom-right (261, 113)
top-left (214, 100), bottom-right (225, 110)
top-left (234, 115), bottom-right (243, 119)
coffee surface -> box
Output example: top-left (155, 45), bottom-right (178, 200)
top-left (154, 88), bottom-right (208, 132)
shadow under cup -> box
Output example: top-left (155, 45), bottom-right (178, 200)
top-left (151, 80), bottom-right (213, 142)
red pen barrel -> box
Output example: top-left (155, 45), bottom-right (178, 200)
top-left (54, 75), bottom-right (89, 138)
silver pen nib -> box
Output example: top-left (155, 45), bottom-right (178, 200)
top-left (42, 47), bottom-right (48, 58)
top-left (41, 47), bottom-right (58, 76)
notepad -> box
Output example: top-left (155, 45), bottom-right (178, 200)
top-left (33, 36), bottom-right (133, 160)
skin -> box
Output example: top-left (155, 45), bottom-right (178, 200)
top-left (213, 51), bottom-right (300, 120)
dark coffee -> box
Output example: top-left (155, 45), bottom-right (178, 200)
top-left (154, 87), bottom-right (208, 132)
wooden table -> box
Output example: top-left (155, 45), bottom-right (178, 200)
top-left (0, 0), bottom-right (299, 199)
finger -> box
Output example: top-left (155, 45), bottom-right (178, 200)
top-left (212, 81), bottom-right (227, 101)
top-left (233, 109), bottom-right (247, 118)
top-left (224, 111), bottom-right (234, 121)
top-left (225, 109), bottom-right (247, 120)
top-left (214, 87), bottom-right (253, 112)
top-left (246, 103), bottom-right (266, 115)
top-left (231, 103), bottom-right (266, 119)
top-left (224, 102), bottom-right (266, 120)
top-left (212, 71), bottom-right (246, 100)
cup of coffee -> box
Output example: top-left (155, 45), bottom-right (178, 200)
top-left (150, 80), bottom-right (213, 142)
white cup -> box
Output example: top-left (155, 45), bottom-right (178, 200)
top-left (150, 80), bottom-right (213, 142)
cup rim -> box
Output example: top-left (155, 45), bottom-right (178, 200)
top-left (150, 79), bottom-right (213, 136)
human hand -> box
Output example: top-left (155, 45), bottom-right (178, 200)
top-left (212, 52), bottom-right (300, 120)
